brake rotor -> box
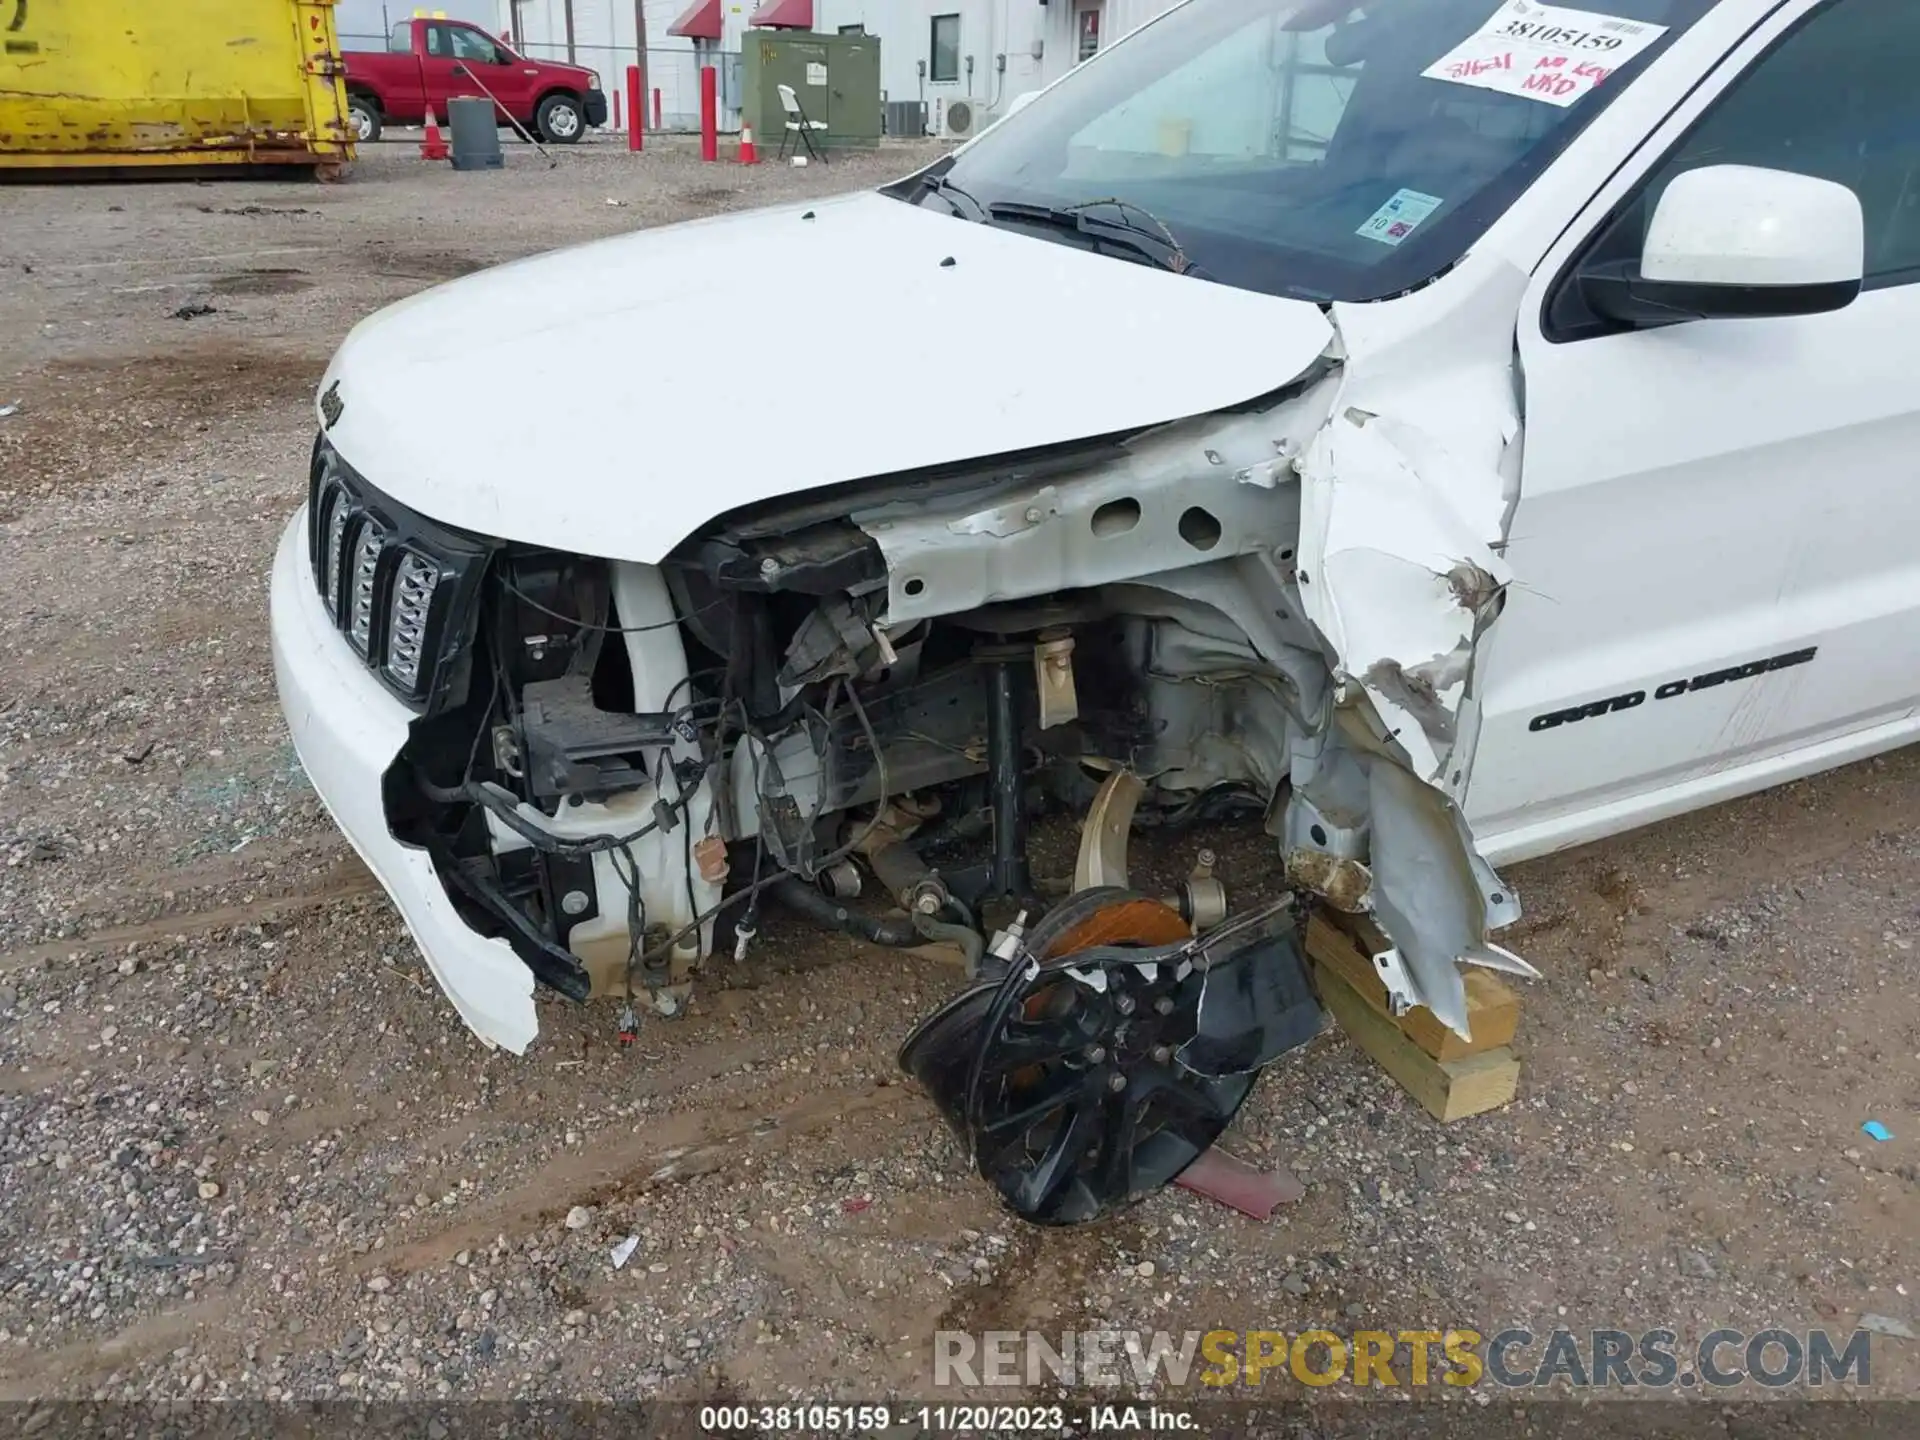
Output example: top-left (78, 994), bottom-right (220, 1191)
top-left (898, 888), bottom-right (1257, 1225)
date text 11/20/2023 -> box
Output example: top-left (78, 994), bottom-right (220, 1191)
top-left (698, 1403), bottom-right (1193, 1433)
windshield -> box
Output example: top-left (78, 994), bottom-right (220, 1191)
top-left (911, 0), bottom-right (1716, 302)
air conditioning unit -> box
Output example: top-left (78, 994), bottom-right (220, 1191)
top-left (883, 99), bottom-right (928, 137)
top-left (941, 98), bottom-right (992, 139)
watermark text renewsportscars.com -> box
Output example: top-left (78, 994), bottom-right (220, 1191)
top-left (934, 1327), bottom-right (1875, 1390)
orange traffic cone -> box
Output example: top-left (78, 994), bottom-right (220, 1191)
top-left (421, 105), bottom-right (449, 161)
top-left (738, 123), bottom-right (758, 165)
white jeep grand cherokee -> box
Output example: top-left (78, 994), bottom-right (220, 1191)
top-left (272, 0), bottom-right (1920, 1223)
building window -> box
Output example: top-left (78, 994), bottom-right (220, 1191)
top-left (1076, 5), bottom-right (1101, 64)
top-left (929, 13), bottom-right (960, 83)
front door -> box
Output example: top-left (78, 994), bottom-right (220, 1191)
top-left (1468, 0), bottom-right (1920, 858)
top-left (476, 32), bottom-right (545, 120)
top-left (417, 22), bottom-right (464, 114)
top-left (422, 23), bottom-right (532, 122)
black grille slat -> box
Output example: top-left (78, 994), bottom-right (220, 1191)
top-left (304, 438), bottom-right (494, 713)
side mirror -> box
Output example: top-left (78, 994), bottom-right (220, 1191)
top-left (1580, 164), bottom-right (1864, 327)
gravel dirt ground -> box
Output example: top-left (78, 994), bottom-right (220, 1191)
top-left (1, 135), bottom-right (1916, 1423)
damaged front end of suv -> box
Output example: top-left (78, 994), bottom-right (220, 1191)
top-left (272, 0), bottom-right (1758, 1220)
top-left (283, 306), bottom-right (1534, 1224)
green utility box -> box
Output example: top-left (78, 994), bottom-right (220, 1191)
top-left (741, 30), bottom-right (882, 150)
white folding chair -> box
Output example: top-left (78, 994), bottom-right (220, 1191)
top-left (776, 83), bottom-right (829, 163)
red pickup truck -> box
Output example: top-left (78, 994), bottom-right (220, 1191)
top-left (344, 19), bottom-right (608, 146)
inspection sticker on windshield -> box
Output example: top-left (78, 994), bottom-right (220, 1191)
top-left (1357, 189), bottom-right (1444, 247)
top-left (1422, 0), bottom-right (1668, 107)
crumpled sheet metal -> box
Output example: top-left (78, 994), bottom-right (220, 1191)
top-left (1296, 406), bottom-right (1511, 789)
top-left (1365, 761), bottom-right (1534, 1038)
top-left (1294, 402), bottom-right (1532, 1038)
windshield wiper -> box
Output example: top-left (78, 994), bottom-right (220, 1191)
top-left (919, 171), bottom-right (988, 221)
top-left (984, 198), bottom-right (1201, 276)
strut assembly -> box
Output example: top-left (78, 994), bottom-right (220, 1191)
top-left (931, 641), bottom-right (1040, 914)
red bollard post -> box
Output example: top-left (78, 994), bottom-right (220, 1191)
top-left (653, 88), bottom-right (662, 129)
top-left (626, 65), bottom-right (643, 152)
top-left (699, 65), bottom-right (717, 162)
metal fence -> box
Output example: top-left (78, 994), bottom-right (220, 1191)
top-left (337, 33), bottom-right (743, 133)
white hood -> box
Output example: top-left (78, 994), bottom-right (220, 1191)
top-left (319, 190), bottom-right (1335, 560)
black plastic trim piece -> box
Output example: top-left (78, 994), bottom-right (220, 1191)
top-left (307, 437), bottom-right (498, 714)
top-left (439, 847), bottom-right (594, 1001)
top-left (1578, 261), bottom-right (1861, 329)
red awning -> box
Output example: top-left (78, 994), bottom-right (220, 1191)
top-left (667, 0), bottom-right (722, 41)
top-left (747, 0), bottom-right (813, 28)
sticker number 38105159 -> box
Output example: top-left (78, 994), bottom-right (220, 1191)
top-left (1421, 0), bottom-right (1668, 108)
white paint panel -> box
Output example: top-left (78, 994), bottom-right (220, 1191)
top-left (320, 189), bottom-right (1332, 563)
top-left (1469, 0), bottom-right (1920, 857)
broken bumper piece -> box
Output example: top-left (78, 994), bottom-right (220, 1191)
top-left (269, 512), bottom-right (540, 1054)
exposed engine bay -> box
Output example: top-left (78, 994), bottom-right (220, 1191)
top-left (347, 354), bottom-right (1537, 1225)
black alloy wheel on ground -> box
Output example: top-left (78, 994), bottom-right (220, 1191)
top-left (899, 888), bottom-right (1256, 1225)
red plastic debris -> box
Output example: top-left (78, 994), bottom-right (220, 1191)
top-left (841, 1197), bottom-right (872, 1215)
top-left (1174, 1147), bottom-right (1304, 1221)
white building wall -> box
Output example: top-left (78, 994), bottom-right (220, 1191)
top-left (813, 0), bottom-right (1022, 130)
top-left (1038, 0), bottom-right (1186, 87)
top-left (812, 0), bottom-right (1180, 133)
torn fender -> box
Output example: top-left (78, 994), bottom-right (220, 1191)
top-left (1297, 405), bottom-right (1509, 786)
top-left (1294, 404), bottom-right (1536, 1038)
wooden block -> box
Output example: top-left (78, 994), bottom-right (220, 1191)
top-left (1305, 914), bottom-right (1519, 1062)
top-left (1313, 957), bottom-right (1520, 1123)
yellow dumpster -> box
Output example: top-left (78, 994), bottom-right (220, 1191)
top-left (0, 0), bottom-right (354, 177)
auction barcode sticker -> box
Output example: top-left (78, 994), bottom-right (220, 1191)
top-left (1421, 0), bottom-right (1669, 107)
